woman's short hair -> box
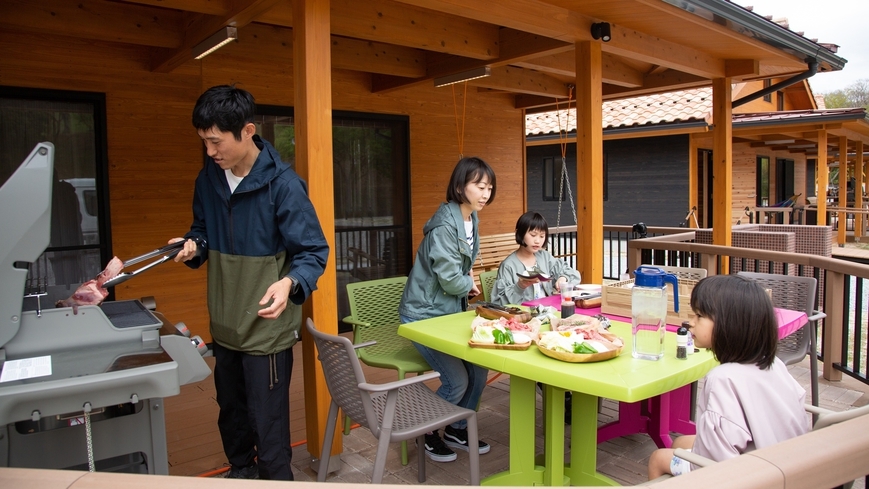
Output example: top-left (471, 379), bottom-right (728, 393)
top-left (192, 85), bottom-right (256, 141)
top-left (446, 157), bottom-right (497, 205)
top-left (515, 211), bottom-right (549, 246)
top-left (690, 274), bottom-right (778, 369)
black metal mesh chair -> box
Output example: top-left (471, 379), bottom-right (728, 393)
top-left (737, 272), bottom-right (826, 407)
top-left (306, 318), bottom-right (481, 484)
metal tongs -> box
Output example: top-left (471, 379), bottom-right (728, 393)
top-left (102, 241), bottom-right (185, 288)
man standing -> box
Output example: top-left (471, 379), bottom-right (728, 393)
top-left (171, 85), bottom-right (329, 480)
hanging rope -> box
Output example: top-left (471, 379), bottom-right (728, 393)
top-left (452, 82), bottom-right (469, 158)
top-left (554, 87), bottom-right (578, 229)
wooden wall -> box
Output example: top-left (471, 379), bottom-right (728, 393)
top-left (0, 24), bottom-right (525, 341)
top-left (527, 135), bottom-right (689, 228)
top-left (694, 136), bottom-right (808, 225)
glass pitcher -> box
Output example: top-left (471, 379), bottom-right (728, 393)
top-left (631, 266), bottom-right (679, 360)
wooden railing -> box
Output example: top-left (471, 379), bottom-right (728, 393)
top-left (622, 231), bottom-right (869, 387)
top-left (3, 408), bottom-right (867, 488)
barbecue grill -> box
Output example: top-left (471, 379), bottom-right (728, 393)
top-left (0, 142), bottom-right (211, 474)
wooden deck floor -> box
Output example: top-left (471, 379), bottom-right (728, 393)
top-left (164, 338), bottom-right (400, 477)
top-left (164, 339), bottom-right (868, 486)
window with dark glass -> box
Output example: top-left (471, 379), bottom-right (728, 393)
top-left (254, 107), bottom-right (411, 330)
top-left (763, 79), bottom-right (772, 103)
top-left (543, 157), bottom-right (558, 201)
top-left (0, 86), bottom-right (110, 306)
top-left (757, 155), bottom-right (770, 206)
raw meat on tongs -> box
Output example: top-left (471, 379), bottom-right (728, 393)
top-left (55, 256), bottom-right (124, 314)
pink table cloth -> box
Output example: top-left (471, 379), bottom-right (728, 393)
top-left (521, 294), bottom-right (808, 447)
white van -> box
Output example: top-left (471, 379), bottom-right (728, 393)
top-left (63, 178), bottom-right (99, 244)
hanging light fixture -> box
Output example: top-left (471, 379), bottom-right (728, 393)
top-left (193, 26), bottom-right (238, 60)
top-left (433, 67), bottom-right (491, 88)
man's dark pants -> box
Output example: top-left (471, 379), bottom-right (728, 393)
top-left (213, 342), bottom-right (294, 480)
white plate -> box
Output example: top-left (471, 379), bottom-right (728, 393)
top-left (576, 284), bottom-right (602, 294)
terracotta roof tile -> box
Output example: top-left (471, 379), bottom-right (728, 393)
top-left (526, 88), bottom-right (713, 136)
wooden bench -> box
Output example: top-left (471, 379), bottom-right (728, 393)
top-left (472, 232), bottom-right (516, 293)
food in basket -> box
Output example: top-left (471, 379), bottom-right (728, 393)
top-left (470, 315), bottom-right (541, 344)
top-left (552, 313), bottom-right (621, 344)
top-left (537, 313), bottom-right (624, 362)
top-left (536, 329), bottom-right (624, 362)
top-left (552, 313), bottom-right (601, 332)
top-left (538, 330), bottom-right (620, 354)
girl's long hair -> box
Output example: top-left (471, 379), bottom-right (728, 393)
top-left (690, 274), bottom-right (778, 369)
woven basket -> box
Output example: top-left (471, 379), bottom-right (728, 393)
top-left (601, 278), bottom-right (696, 326)
top-left (535, 331), bottom-right (624, 363)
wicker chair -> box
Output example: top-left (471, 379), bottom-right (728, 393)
top-left (479, 269), bottom-right (498, 303)
top-left (737, 272), bottom-right (826, 407)
top-left (306, 319), bottom-right (481, 484)
top-left (342, 276), bottom-right (431, 465)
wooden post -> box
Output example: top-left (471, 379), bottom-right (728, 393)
top-left (711, 78), bottom-right (732, 271)
top-left (856, 140), bottom-right (864, 240)
top-left (688, 134), bottom-right (698, 227)
top-left (822, 270), bottom-right (844, 382)
top-left (294, 0), bottom-right (341, 462)
top-left (575, 40), bottom-right (604, 284)
top-left (817, 131), bottom-right (828, 225)
top-left (838, 136), bottom-right (848, 247)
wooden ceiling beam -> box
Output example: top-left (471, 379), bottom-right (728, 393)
top-left (326, 0), bottom-right (499, 60)
top-left (391, 0), bottom-right (583, 41)
top-left (123, 0), bottom-right (230, 16)
top-left (472, 65), bottom-right (569, 98)
top-left (116, 0), bottom-right (500, 59)
top-left (631, 0), bottom-right (807, 62)
top-left (331, 36), bottom-right (427, 78)
top-left (371, 28), bottom-right (574, 93)
top-left (725, 59), bottom-right (760, 78)
top-left (602, 26), bottom-right (725, 79)
top-left (0, 0), bottom-right (184, 48)
top-left (515, 95), bottom-right (557, 110)
top-left (602, 70), bottom-right (707, 99)
top-left (394, 0), bottom-right (727, 78)
top-left (151, 0), bottom-right (283, 73)
top-left (514, 51), bottom-right (644, 88)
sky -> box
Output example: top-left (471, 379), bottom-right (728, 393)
top-left (730, 0), bottom-right (869, 94)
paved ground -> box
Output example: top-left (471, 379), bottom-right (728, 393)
top-left (287, 356), bottom-right (868, 486)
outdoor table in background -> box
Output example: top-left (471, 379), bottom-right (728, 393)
top-left (522, 294), bottom-right (809, 448)
top-left (398, 311), bottom-right (717, 486)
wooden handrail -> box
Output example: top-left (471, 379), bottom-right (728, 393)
top-left (3, 411), bottom-right (867, 488)
top-left (624, 234), bottom-right (869, 384)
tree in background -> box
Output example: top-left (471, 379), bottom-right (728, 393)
top-left (822, 78), bottom-right (869, 110)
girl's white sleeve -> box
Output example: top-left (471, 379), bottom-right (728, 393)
top-left (691, 379), bottom-right (753, 466)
